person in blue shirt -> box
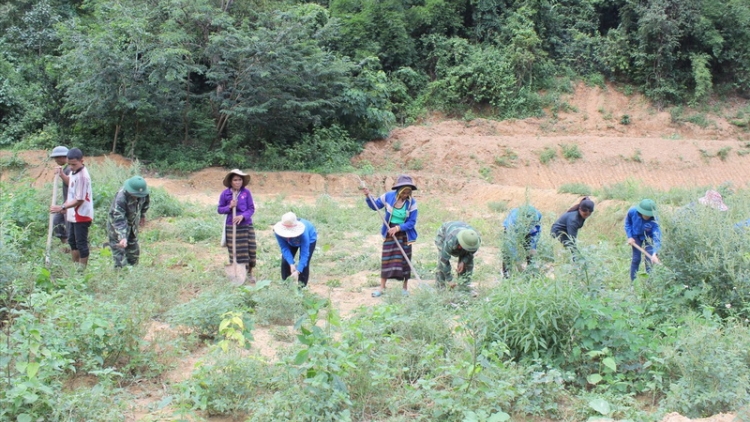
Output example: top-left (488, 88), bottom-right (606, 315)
top-left (624, 199), bottom-right (661, 281)
top-left (362, 174), bottom-right (418, 297)
top-left (502, 205), bottom-right (542, 278)
top-left (273, 212), bottom-right (318, 287)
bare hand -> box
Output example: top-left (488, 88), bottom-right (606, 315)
top-left (651, 254), bottom-right (660, 264)
top-left (529, 249), bottom-right (537, 256)
top-left (232, 215), bottom-right (244, 225)
top-left (291, 270), bottom-right (300, 281)
top-left (362, 187), bottom-right (370, 197)
top-left (457, 262), bottom-right (465, 274)
top-left (50, 205), bottom-right (63, 214)
top-left (118, 239), bottom-right (127, 248)
top-left (139, 217), bottom-right (146, 227)
top-left (627, 238), bottom-right (636, 246)
top-left (54, 166), bottom-right (63, 176)
top-left (289, 264), bottom-right (297, 274)
top-left (387, 225), bottom-right (400, 236)
top-left (229, 199), bottom-right (237, 208)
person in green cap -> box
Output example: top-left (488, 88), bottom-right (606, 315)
top-left (107, 176), bottom-right (150, 268)
top-left (434, 221), bottom-right (481, 289)
top-left (624, 198), bottom-right (661, 281)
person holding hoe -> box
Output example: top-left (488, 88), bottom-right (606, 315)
top-left (273, 212), bottom-right (318, 287)
top-left (435, 221), bottom-right (481, 290)
top-left (624, 199), bottom-right (661, 281)
top-left (218, 169), bottom-right (256, 283)
top-left (49, 148), bottom-right (93, 269)
top-left (107, 176), bottom-right (150, 268)
top-left (502, 205), bottom-right (542, 278)
top-left (49, 146), bottom-right (72, 248)
top-left (362, 174), bottom-right (419, 297)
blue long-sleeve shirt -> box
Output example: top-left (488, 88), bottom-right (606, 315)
top-left (365, 191), bottom-right (418, 242)
top-left (275, 218), bottom-right (317, 273)
top-left (624, 207), bottom-right (661, 253)
top-left (503, 207), bottom-right (543, 249)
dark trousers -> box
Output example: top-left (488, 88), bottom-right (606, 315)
top-left (281, 241), bottom-right (317, 287)
top-left (68, 221), bottom-right (91, 258)
top-left (630, 238), bottom-right (653, 281)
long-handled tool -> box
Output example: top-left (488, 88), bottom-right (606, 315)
top-left (225, 192), bottom-right (246, 286)
top-left (45, 173), bottom-right (59, 267)
top-left (356, 176), bottom-right (422, 282)
top-left (631, 242), bottom-right (659, 264)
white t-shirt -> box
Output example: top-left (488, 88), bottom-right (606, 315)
top-left (67, 166), bottom-right (94, 223)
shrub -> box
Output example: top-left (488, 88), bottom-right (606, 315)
top-left (539, 146), bottom-right (557, 164)
top-left (494, 148), bottom-right (519, 168)
top-left (560, 144), bottom-right (583, 161)
top-left (166, 288), bottom-right (246, 338)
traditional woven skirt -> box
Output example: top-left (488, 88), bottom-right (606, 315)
top-left (225, 224), bottom-right (256, 267)
top-left (381, 230), bottom-right (411, 281)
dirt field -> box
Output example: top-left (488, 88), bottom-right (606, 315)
top-left (2, 83), bottom-right (748, 421)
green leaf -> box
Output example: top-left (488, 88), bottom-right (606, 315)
top-left (589, 398), bottom-right (611, 415)
top-left (488, 412), bottom-right (511, 422)
top-left (17, 414), bottom-right (33, 422)
top-left (587, 373), bottom-right (603, 385)
top-left (294, 349), bottom-right (309, 365)
top-left (26, 362), bottom-right (40, 379)
top-left (603, 357), bottom-right (617, 372)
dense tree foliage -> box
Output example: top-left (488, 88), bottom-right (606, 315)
top-left (1, 0), bottom-right (749, 170)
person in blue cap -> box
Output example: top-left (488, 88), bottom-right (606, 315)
top-left (502, 205), bottom-right (542, 278)
top-left (624, 198), bottom-right (661, 280)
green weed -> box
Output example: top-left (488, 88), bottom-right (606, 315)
top-left (539, 146), bottom-right (557, 165)
top-left (558, 183), bottom-right (592, 196)
top-left (560, 143), bottom-right (583, 161)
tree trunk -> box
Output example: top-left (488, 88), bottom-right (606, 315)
top-left (112, 113), bottom-right (125, 154)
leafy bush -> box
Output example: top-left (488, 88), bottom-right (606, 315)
top-left (166, 288), bottom-right (246, 338)
top-left (560, 144), bottom-right (583, 161)
top-left (662, 318), bottom-right (750, 417)
top-left (246, 280), bottom-right (306, 326)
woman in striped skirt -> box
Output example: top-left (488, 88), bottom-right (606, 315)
top-left (362, 175), bottom-right (419, 297)
top-left (218, 169), bottom-right (256, 283)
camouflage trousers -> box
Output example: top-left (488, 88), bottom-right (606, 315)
top-left (108, 229), bottom-right (140, 268)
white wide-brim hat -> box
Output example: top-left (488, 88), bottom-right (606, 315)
top-left (273, 212), bottom-right (305, 237)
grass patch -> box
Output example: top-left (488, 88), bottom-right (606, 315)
top-left (538, 146), bottom-right (557, 165)
top-left (494, 148), bottom-right (519, 168)
top-left (558, 183), bottom-right (592, 196)
top-left (560, 144), bottom-right (583, 162)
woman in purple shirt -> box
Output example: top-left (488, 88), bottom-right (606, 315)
top-left (218, 169), bottom-right (256, 282)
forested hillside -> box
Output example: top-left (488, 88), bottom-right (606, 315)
top-left (1, 0), bottom-right (749, 171)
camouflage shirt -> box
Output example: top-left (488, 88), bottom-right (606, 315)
top-left (107, 189), bottom-right (150, 241)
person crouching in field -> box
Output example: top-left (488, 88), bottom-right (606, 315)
top-left (435, 221), bottom-right (481, 291)
top-left (107, 176), bottom-right (150, 268)
top-left (502, 206), bottom-right (542, 278)
top-left (273, 212), bottom-right (318, 288)
top-left (550, 197), bottom-right (594, 255)
top-left (362, 175), bottom-right (419, 297)
top-left (218, 169), bottom-right (256, 283)
top-left (625, 199), bottom-right (661, 281)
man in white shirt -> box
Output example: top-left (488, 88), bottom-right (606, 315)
top-left (50, 148), bottom-right (94, 269)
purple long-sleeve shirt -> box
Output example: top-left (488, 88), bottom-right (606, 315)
top-left (217, 187), bottom-right (255, 225)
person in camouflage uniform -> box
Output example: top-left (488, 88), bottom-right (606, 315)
top-left (434, 221), bottom-right (481, 289)
top-left (107, 176), bottom-right (150, 268)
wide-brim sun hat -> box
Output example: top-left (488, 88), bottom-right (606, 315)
top-left (457, 229), bottom-right (480, 252)
top-left (273, 212), bottom-right (305, 238)
top-left (635, 198), bottom-right (656, 217)
top-left (223, 169), bottom-right (250, 188)
top-left (124, 176), bottom-right (149, 197)
top-left (698, 190), bottom-right (728, 211)
top-left (50, 146), bottom-right (69, 158)
top-left (392, 174), bottom-right (417, 191)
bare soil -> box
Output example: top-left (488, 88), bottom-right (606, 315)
top-left (3, 83), bottom-right (748, 421)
